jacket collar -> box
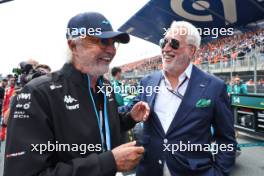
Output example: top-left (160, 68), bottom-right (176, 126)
top-left (60, 63), bottom-right (88, 87)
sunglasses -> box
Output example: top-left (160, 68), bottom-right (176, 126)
top-left (83, 36), bottom-right (120, 49)
top-left (159, 38), bottom-right (180, 50)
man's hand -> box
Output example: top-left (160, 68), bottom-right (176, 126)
top-left (130, 101), bottom-right (150, 122)
top-left (112, 141), bottom-right (144, 172)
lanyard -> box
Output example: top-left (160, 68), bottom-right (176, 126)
top-left (87, 75), bottom-right (111, 151)
top-left (164, 76), bottom-right (188, 99)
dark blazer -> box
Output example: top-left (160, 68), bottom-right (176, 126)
top-left (135, 66), bottom-right (237, 176)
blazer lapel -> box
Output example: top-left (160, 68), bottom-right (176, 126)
top-left (166, 66), bottom-right (210, 136)
top-left (147, 71), bottom-right (163, 109)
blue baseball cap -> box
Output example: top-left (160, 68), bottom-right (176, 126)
top-left (66, 12), bottom-right (130, 43)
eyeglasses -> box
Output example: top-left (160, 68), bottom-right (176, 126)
top-left (159, 38), bottom-right (180, 50)
top-left (82, 36), bottom-right (120, 49)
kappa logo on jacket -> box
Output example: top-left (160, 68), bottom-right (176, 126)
top-left (64, 95), bottom-right (77, 104)
top-left (64, 95), bottom-right (79, 110)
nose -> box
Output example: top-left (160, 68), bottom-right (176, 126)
top-left (162, 42), bottom-right (172, 52)
top-left (104, 45), bottom-right (116, 55)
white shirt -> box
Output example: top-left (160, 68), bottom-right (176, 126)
top-left (154, 64), bottom-right (193, 176)
top-left (154, 63), bottom-right (193, 134)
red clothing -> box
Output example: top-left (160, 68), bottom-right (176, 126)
top-left (1, 85), bottom-right (15, 141)
top-left (2, 85), bottom-right (15, 117)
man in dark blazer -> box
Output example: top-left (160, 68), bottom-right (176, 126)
top-left (134, 21), bottom-right (237, 176)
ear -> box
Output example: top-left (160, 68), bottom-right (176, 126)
top-left (67, 39), bottom-right (76, 52)
top-left (190, 45), bottom-right (196, 56)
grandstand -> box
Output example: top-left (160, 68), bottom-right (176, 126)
top-left (120, 55), bottom-right (162, 79)
top-left (120, 27), bottom-right (264, 93)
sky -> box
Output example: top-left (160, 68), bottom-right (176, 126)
top-left (0, 0), bottom-right (160, 76)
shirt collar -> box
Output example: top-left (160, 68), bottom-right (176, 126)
top-left (162, 63), bottom-right (193, 85)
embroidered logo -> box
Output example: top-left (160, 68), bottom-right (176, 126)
top-left (64, 95), bottom-right (79, 110)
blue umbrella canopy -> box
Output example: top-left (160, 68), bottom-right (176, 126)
top-left (119, 0), bottom-right (264, 44)
top-left (0, 0), bottom-right (14, 4)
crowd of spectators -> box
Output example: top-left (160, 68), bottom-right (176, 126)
top-left (119, 28), bottom-right (264, 92)
top-left (244, 78), bottom-right (264, 86)
top-left (120, 28), bottom-right (264, 77)
top-left (121, 55), bottom-right (162, 73)
top-left (193, 28), bottom-right (264, 65)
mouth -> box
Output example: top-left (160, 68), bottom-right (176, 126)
top-left (163, 53), bottom-right (175, 62)
top-left (98, 57), bottom-right (112, 63)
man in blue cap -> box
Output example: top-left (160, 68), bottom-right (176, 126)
top-left (4, 12), bottom-right (150, 176)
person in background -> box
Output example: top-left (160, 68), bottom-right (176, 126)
top-left (258, 78), bottom-right (264, 86)
top-left (0, 79), bottom-right (8, 115)
top-left (35, 64), bottom-right (51, 74)
top-left (26, 59), bottom-right (39, 69)
top-left (0, 78), bottom-right (8, 150)
top-left (111, 67), bottom-right (124, 106)
top-left (233, 77), bottom-right (248, 94)
top-left (1, 77), bottom-right (16, 124)
top-left (246, 79), bottom-right (254, 86)
top-left (1, 76), bottom-right (16, 142)
top-left (226, 79), bottom-right (234, 96)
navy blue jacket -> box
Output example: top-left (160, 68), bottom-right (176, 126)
top-left (134, 66), bottom-right (237, 176)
